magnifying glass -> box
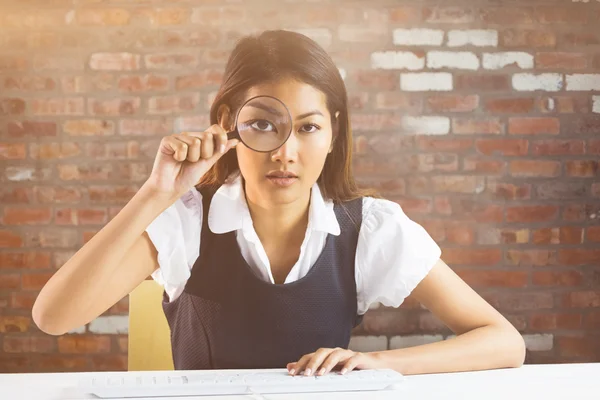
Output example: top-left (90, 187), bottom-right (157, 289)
top-left (226, 95), bottom-right (293, 153)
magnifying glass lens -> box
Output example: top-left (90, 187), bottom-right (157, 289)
top-left (235, 96), bottom-right (292, 152)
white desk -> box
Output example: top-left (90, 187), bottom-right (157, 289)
top-left (1, 363), bottom-right (598, 400)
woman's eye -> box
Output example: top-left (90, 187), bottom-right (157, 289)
top-left (250, 120), bottom-right (275, 132)
top-left (301, 124), bottom-right (320, 133)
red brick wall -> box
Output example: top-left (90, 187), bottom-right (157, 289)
top-left (1, 1), bottom-right (599, 373)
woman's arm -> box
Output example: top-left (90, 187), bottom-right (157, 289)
top-left (32, 185), bottom-right (175, 335)
top-left (288, 259), bottom-right (525, 376)
top-left (370, 258), bottom-right (526, 375)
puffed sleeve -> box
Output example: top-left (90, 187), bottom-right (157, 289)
top-left (355, 197), bottom-right (441, 315)
top-left (145, 189), bottom-right (203, 302)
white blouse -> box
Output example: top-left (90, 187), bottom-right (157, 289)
top-left (145, 175), bottom-right (441, 315)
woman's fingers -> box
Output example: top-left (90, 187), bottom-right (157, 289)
top-left (318, 349), bottom-right (351, 375)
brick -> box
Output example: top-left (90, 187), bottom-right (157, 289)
top-left (424, 7), bottom-right (475, 24)
top-left (486, 292), bottom-right (554, 311)
top-left (482, 52), bottom-right (533, 70)
top-left (338, 26), bottom-right (387, 43)
top-left (148, 94), bottom-right (199, 115)
top-left (32, 98), bottom-right (85, 116)
top-left (536, 53), bottom-right (587, 70)
top-left (88, 186), bottom-right (139, 203)
top-left (0, 55), bottom-right (29, 71)
top-left (0, 316), bottom-right (31, 333)
top-left (539, 96), bottom-right (590, 114)
top-left (351, 114), bottom-right (402, 132)
top-left (6, 121), bottom-right (57, 138)
top-left (58, 164), bottom-right (112, 181)
top-left (190, 6), bottom-right (245, 25)
top-left (523, 334), bottom-right (553, 352)
top-left (36, 355), bottom-right (87, 372)
top-left (11, 292), bottom-right (37, 310)
top-left (348, 336), bottom-right (387, 352)
top-left (509, 160), bottom-right (560, 177)
top-left (388, 6), bottom-right (422, 23)
top-left (565, 74), bottom-right (600, 91)
top-left (22, 272), bottom-right (53, 290)
top-left (29, 143), bottom-right (81, 160)
top-left (583, 310), bottom-right (600, 330)
top-left (445, 224), bottom-right (475, 245)
top-left (456, 269), bottom-right (528, 288)
top-left (475, 139), bottom-right (528, 156)
top-left (0, 98), bottom-right (26, 115)
top-left (594, 96), bottom-right (600, 114)
top-left (480, 8), bottom-right (534, 24)
top-left (512, 74), bottom-right (563, 92)
top-left (34, 55), bottom-right (85, 71)
top-left (506, 205), bottom-right (558, 223)
top-left (371, 51), bottom-right (425, 70)
top-left (119, 119), bottom-right (172, 136)
top-left (530, 313), bottom-right (582, 331)
top-left (562, 32), bottom-right (600, 46)
top-left (427, 51), bottom-right (479, 70)
top-left (88, 316), bottom-right (128, 334)
top-left (175, 71), bottom-right (223, 90)
top-left (412, 154), bottom-right (458, 173)
top-left (393, 29), bottom-right (444, 46)
top-left (0, 231), bottom-right (23, 247)
top-left (390, 335), bottom-right (443, 349)
top-left (400, 73), bottom-right (452, 91)
top-left (432, 175), bottom-right (485, 193)
top-left (375, 93), bottom-right (421, 112)
top-left (89, 98), bottom-right (141, 116)
top-left (566, 160), bottom-right (599, 177)
top-left (118, 75), bottom-right (169, 93)
top-left (3, 207), bottom-right (52, 225)
top-left (569, 116), bottom-right (600, 135)
top-left (63, 120), bottom-right (115, 136)
top-left (589, 139), bottom-right (600, 155)
top-left (360, 310), bottom-right (418, 335)
top-left (562, 290), bottom-right (600, 307)
top-left (401, 116), bottom-right (450, 135)
top-left (354, 71), bottom-right (398, 90)
top-left (562, 204), bottom-right (600, 222)
top-left (0, 188), bottom-right (33, 204)
top-left (3, 76), bottom-right (56, 91)
top-left (509, 117), bottom-right (559, 135)
top-left (0, 143), bottom-right (26, 160)
top-left (441, 248), bottom-right (502, 266)
top-left (90, 53), bottom-right (140, 71)
top-left (418, 137), bottom-right (473, 153)
top-left (3, 10), bottom-right (67, 28)
top-left (5, 166), bottom-right (53, 182)
top-left (56, 208), bottom-right (108, 226)
top-left (139, 8), bottom-right (189, 25)
top-left (0, 252), bottom-right (51, 269)
top-left (3, 336), bottom-right (55, 353)
top-left (556, 336), bottom-right (600, 358)
top-left (0, 274), bottom-right (21, 290)
top-left (57, 336), bottom-right (111, 354)
top-left (463, 157), bottom-right (506, 175)
top-left (427, 95), bottom-right (478, 113)
top-left (536, 7), bottom-right (588, 24)
top-left (455, 74), bottom-right (509, 91)
top-left (505, 250), bottom-right (555, 267)
top-left (453, 118), bottom-right (503, 135)
top-left (484, 98), bottom-right (535, 114)
top-left (73, 8), bottom-right (131, 26)
top-left (533, 271), bottom-right (583, 287)
top-left (501, 29), bottom-right (556, 48)
top-left (446, 30), bottom-right (498, 47)
top-left (588, 226), bottom-right (600, 243)
top-left (85, 142), bottom-right (140, 160)
top-left (145, 54), bottom-right (199, 70)
top-left (536, 182), bottom-right (588, 200)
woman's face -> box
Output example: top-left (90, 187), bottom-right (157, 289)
top-left (231, 78), bottom-right (335, 206)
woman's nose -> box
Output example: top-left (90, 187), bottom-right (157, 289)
top-left (271, 132), bottom-right (299, 163)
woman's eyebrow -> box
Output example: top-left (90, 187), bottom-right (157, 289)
top-left (296, 110), bottom-right (324, 120)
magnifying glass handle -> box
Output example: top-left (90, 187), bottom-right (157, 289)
top-left (227, 128), bottom-right (241, 141)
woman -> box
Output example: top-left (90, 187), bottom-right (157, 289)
top-left (33, 30), bottom-right (525, 376)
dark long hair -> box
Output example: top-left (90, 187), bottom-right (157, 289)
top-left (197, 30), bottom-right (376, 202)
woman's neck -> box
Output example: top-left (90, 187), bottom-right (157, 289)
top-left (244, 189), bottom-right (311, 245)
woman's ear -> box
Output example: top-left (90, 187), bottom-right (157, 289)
top-left (329, 111), bottom-right (340, 153)
top-left (217, 104), bottom-right (233, 131)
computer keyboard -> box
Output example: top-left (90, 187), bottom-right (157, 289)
top-left (78, 368), bottom-right (405, 398)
